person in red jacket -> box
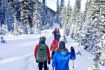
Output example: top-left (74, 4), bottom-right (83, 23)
top-left (34, 36), bottom-right (50, 70)
top-left (50, 39), bottom-right (59, 59)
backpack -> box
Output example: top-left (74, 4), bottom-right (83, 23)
top-left (37, 44), bottom-right (47, 62)
top-left (56, 33), bottom-right (61, 41)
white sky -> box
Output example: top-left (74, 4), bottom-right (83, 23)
top-left (46, 0), bottom-right (87, 12)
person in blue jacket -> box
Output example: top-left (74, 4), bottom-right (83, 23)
top-left (52, 41), bottom-right (76, 70)
top-left (70, 46), bottom-right (76, 60)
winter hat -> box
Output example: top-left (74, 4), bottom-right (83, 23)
top-left (39, 36), bottom-right (46, 44)
top-left (59, 41), bottom-right (65, 48)
top-left (40, 36), bottom-right (46, 41)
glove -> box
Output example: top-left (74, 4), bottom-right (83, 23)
top-left (48, 60), bottom-right (50, 64)
top-left (36, 60), bottom-right (38, 63)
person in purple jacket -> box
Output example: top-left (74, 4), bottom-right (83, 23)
top-left (52, 41), bottom-right (76, 70)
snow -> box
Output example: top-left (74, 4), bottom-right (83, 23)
top-left (0, 29), bottom-right (105, 70)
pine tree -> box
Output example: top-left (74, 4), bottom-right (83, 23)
top-left (21, 0), bottom-right (30, 34)
top-left (33, 0), bottom-right (41, 34)
top-left (11, 0), bottom-right (20, 35)
top-left (55, 0), bottom-right (60, 24)
top-left (74, 0), bottom-right (81, 17)
top-left (90, 61), bottom-right (100, 70)
top-left (82, 17), bottom-right (102, 51)
top-left (0, 0), bottom-right (4, 30)
top-left (0, 0), bottom-right (6, 34)
top-left (64, 0), bottom-right (72, 36)
top-left (56, 0), bottom-right (60, 14)
top-left (41, 0), bottom-right (47, 29)
top-left (85, 0), bottom-right (98, 20)
top-left (99, 40), bottom-right (105, 66)
top-left (59, 0), bottom-right (66, 28)
top-left (13, 15), bottom-right (18, 35)
top-left (71, 0), bottom-right (81, 39)
top-left (15, 0), bottom-right (21, 22)
top-left (28, 0), bottom-right (34, 27)
top-left (5, 0), bottom-right (14, 32)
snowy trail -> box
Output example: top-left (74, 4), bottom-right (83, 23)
top-left (0, 30), bottom-right (54, 70)
top-left (0, 35), bottom-right (53, 70)
top-left (0, 53), bottom-right (36, 70)
top-left (64, 37), bottom-right (93, 70)
top-left (0, 29), bottom-right (96, 70)
top-left (0, 35), bottom-right (93, 70)
top-left (0, 29), bottom-right (53, 59)
top-left (0, 53), bottom-right (33, 64)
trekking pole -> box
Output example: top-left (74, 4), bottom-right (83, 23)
top-left (52, 67), bottom-right (55, 70)
top-left (72, 60), bottom-right (75, 68)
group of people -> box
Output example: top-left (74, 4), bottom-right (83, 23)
top-left (52, 28), bottom-right (61, 41)
top-left (34, 28), bottom-right (76, 70)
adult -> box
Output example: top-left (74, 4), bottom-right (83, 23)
top-left (50, 39), bottom-right (59, 58)
top-left (34, 36), bottom-right (51, 70)
top-left (52, 41), bottom-right (76, 70)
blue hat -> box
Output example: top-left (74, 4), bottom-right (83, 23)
top-left (59, 41), bottom-right (65, 48)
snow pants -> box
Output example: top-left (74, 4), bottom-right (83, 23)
top-left (38, 61), bottom-right (48, 70)
top-left (51, 51), bottom-right (55, 59)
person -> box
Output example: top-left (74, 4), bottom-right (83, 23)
top-left (63, 35), bottom-right (67, 43)
top-left (70, 47), bottom-right (76, 60)
top-left (56, 32), bottom-right (61, 41)
top-left (50, 39), bottom-right (59, 59)
top-left (57, 28), bottom-right (60, 33)
top-left (52, 28), bottom-right (58, 40)
top-left (52, 41), bottom-right (76, 70)
top-left (70, 47), bottom-right (76, 68)
top-left (0, 36), bottom-right (6, 43)
top-left (34, 36), bottom-right (51, 70)
top-left (56, 28), bottom-right (61, 41)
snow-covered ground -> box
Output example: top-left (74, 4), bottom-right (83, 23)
top-left (0, 28), bottom-right (105, 70)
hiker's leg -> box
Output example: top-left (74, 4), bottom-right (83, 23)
top-left (44, 61), bottom-right (48, 70)
top-left (51, 51), bottom-right (55, 59)
top-left (38, 62), bottom-right (43, 70)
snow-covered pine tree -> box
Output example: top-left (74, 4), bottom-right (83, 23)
top-left (41, 0), bottom-right (47, 29)
top-left (0, 0), bottom-right (8, 34)
top-left (98, 15), bottom-right (105, 66)
top-left (99, 40), bottom-right (105, 66)
top-left (33, 0), bottom-right (41, 34)
top-left (64, 0), bottom-right (72, 36)
top-left (0, 0), bottom-right (5, 33)
top-left (14, 0), bottom-right (24, 34)
top-left (59, 0), bottom-right (66, 28)
top-left (74, 0), bottom-right (81, 17)
top-left (85, 0), bottom-right (98, 20)
top-left (82, 0), bottom-right (105, 50)
top-left (89, 61), bottom-right (100, 70)
top-left (21, 0), bottom-right (30, 34)
top-left (56, 0), bottom-right (60, 14)
top-left (71, 0), bottom-right (81, 40)
top-left (55, 0), bottom-right (60, 24)
top-left (5, 0), bottom-right (14, 32)
top-left (26, 0), bottom-right (35, 34)
top-left (83, 17), bottom-right (102, 52)
top-left (15, 0), bottom-right (21, 22)
top-left (28, 0), bottom-right (34, 28)
top-left (13, 14), bottom-right (18, 35)
top-left (10, 0), bottom-right (20, 35)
